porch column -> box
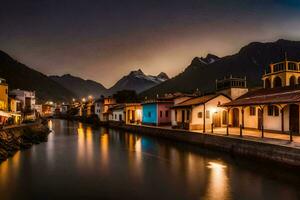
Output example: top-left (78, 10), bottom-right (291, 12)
top-left (281, 108), bottom-right (284, 133)
top-left (241, 107), bottom-right (245, 129)
top-left (203, 104), bottom-right (206, 133)
top-left (260, 106), bottom-right (264, 138)
top-left (226, 108), bottom-right (230, 136)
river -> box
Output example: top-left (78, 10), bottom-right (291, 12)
top-left (0, 119), bottom-right (299, 200)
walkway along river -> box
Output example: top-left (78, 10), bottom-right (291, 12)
top-left (0, 119), bottom-right (300, 200)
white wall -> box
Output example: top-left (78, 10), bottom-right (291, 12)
top-left (190, 95), bottom-right (231, 130)
top-left (111, 109), bottom-right (124, 122)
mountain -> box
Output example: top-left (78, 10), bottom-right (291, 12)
top-left (49, 74), bottom-right (108, 98)
top-left (0, 50), bottom-right (76, 102)
top-left (141, 39), bottom-right (300, 98)
top-left (108, 69), bottom-right (169, 94)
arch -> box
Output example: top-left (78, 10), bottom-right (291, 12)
top-left (273, 76), bottom-right (282, 88)
top-left (265, 78), bottom-right (271, 88)
top-left (289, 76), bottom-right (296, 86)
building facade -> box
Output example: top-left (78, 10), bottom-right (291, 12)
top-left (125, 103), bottom-right (142, 124)
top-left (142, 101), bottom-right (173, 126)
top-left (222, 59), bottom-right (300, 134)
top-left (172, 94), bottom-right (231, 131)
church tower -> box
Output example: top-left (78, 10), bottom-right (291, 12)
top-left (262, 57), bottom-right (300, 88)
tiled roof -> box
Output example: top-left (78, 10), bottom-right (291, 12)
top-left (173, 94), bottom-right (222, 108)
top-left (222, 86), bottom-right (300, 107)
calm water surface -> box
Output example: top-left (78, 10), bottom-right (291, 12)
top-left (0, 119), bottom-right (300, 200)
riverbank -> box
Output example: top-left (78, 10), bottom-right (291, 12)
top-left (0, 122), bottom-right (50, 162)
top-left (107, 121), bottom-right (300, 167)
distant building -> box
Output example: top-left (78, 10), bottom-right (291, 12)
top-left (94, 98), bottom-right (104, 120)
top-left (10, 89), bottom-right (36, 120)
top-left (142, 101), bottom-right (173, 126)
top-left (109, 104), bottom-right (125, 122)
top-left (125, 103), bottom-right (142, 125)
top-left (0, 78), bottom-right (8, 111)
top-left (9, 89), bottom-right (36, 112)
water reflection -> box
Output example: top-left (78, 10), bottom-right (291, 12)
top-left (77, 123), bottom-right (95, 168)
top-left (204, 161), bottom-right (231, 200)
top-left (0, 119), bottom-right (299, 200)
top-left (100, 131), bottom-right (109, 171)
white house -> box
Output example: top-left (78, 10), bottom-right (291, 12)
top-left (109, 104), bottom-right (125, 122)
top-left (172, 94), bottom-right (231, 131)
top-left (9, 89), bottom-right (36, 111)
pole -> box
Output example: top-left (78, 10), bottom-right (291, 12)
top-left (240, 124), bottom-right (243, 137)
top-left (290, 131), bottom-right (293, 142)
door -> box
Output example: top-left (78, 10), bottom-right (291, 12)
top-left (232, 108), bottom-right (239, 127)
top-left (258, 109), bottom-right (263, 130)
top-left (132, 110), bottom-right (135, 122)
top-left (181, 110), bottom-right (185, 123)
top-left (289, 104), bottom-right (299, 133)
top-left (213, 112), bottom-right (221, 127)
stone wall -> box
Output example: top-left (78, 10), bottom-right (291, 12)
top-left (0, 123), bottom-right (50, 162)
top-left (114, 124), bottom-right (300, 167)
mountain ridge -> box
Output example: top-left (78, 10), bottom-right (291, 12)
top-left (141, 39), bottom-right (300, 98)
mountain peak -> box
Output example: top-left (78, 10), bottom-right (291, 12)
top-left (129, 69), bottom-right (145, 77)
top-left (191, 54), bottom-right (219, 65)
top-left (200, 54), bottom-right (220, 64)
top-left (157, 72), bottom-right (169, 80)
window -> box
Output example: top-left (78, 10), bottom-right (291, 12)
top-left (268, 105), bottom-right (279, 116)
top-left (198, 112), bottom-right (203, 118)
top-left (165, 110), bottom-right (169, 117)
top-left (175, 110), bottom-right (177, 120)
top-left (206, 110), bottom-right (210, 119)
top-left (274, 63), bottom-right (285, 72)
top-left (288, 62), bottom-right (297, 70)
top-left (160, 111), bottom-right (163, 117)
top-left (249, 106), bottom-right (256, 116)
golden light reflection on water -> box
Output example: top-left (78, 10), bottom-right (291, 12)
top-left (0, 151), bottom-right (21, 185)
top-left (48, 119), bottom-right (53, 131)
top-left (100, 131), bottom-right (109, 170)
top-left (203, 161), bottom-right (231, 200)
top-left (77, 123), bottom-right (95, 168)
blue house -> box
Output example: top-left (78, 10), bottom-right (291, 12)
top-left (142, 103), bottom-right (157, 125)
top-left (142, 101), bottom-right (173, 126)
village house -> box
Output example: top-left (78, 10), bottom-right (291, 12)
top-left (171, 76), bottom-right (248, 131)
top-left (109, 104), bottom-right (125, 123)
top-left (0, 78), bottom-right (9, 125)
top-left (94, 98), bottom-right (103, 120)
top-left (221, 59), bottom-right (300, 135)
top-left (102, 97), bottom-right (116, 121)
top-left (142, 100), bottom-right (173, 126)
top-left (8, 95), bottom-right (22, 124)
top-left (125, 103), bottom-right (142, 125)
top-left (10, 89), bottom-right (36, 120)
top-left (172, 94), bottom-right (231, 131)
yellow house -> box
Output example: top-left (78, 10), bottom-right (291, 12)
top-left (0, 78), bottom-right (8, 111)
top-left (125, 103), bottom-right (142, 124)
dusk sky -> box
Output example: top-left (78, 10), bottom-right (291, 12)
top-left (1, 0), bottom-right (300, 87)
